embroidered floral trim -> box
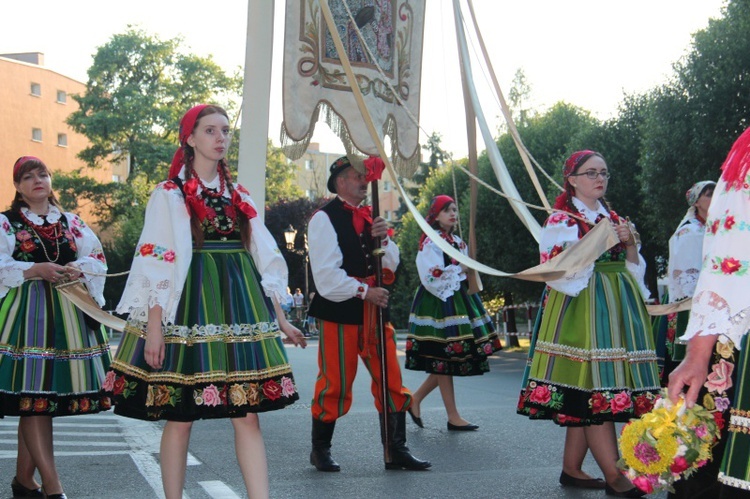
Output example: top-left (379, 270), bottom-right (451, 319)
top-left (527, 377), bottom-right (661, 393)
top-left (534, 341), bottom-right (658, 363)
top-left (134, 243), bottom-right (176, 263)
top-left (708, 256), bottom-right (748, 275)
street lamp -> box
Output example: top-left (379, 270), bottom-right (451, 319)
top-left (283, 224), bottom-right (297, 250)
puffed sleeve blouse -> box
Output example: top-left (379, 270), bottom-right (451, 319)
top-left (416, 233), bottom-right (466, 302)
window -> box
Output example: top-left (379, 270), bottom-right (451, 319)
top-left (57, 133), bottom-right (68, 147)
top-left (384, 210), bottom-right (391, 221)
top-left (30, 83), bottom-right (41, 96)
top-left (32, 128), bottom-right (42, 142)
top-left (383, 181), bottom-right (391, 192)
top-left (56, 90), bottom-right (67, 103)
top-left (112, 174), bottom-right (121, 183)
top-left (305, 159), bottom-right (313, 170)
top-left (306, 189), bottom-right (315, 199)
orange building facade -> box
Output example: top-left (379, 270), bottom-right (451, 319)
top-left (0, 53), bottom-right (122, 213)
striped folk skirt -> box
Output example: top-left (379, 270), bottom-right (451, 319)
top-left (0, 280), bottom-right (112, 417)
top-left (405, 283), bottom-right (501, 376)
top-left (517, 262), bottom-right (660, 426)
top-left (107, 241), bottom-right (299, 421)
top-left (719, 334), bottom-right (750, 497)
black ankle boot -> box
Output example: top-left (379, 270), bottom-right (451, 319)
top-left (310, 417), bottom-right (340, 472)
top-left (380, 412), bottom-right (432, 470)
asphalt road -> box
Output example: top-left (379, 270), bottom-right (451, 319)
top-left (0, 337), bottom-right (666, 499)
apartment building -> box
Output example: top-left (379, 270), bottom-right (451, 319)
top-left (0, 52), bottom-right (124, 213)
top-left (289, 142), bottom-right (405, 222)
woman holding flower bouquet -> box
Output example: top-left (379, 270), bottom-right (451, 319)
top-left (517, 151), bottom-right (660, 497)
top-left (669, 126), bottom-right (750, 499)
top-left (405, 195), bottom-right (502, 431)
top-left (106, 105), bottom-right (306, 499)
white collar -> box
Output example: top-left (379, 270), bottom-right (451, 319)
top-left (178, 165), bottom-right (229, 198)
top-left (571, 196), bottom-right (608, 222)
top-left (21, 205), bottom-right (62, 225)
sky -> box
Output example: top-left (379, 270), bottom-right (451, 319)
top-left (1, 0), bottom-right (728, 160)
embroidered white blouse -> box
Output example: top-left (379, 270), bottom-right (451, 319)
top-left (307, 199), bottom-right (399, 303)
top-left (417, 233), bottom-right (466, 302)
top-left (666, 214), bottom-right (706, 302)
top-left (681, 175), bottom-right (750, 348)
top-left (540, 197), bottom-right (649, 298)
top-left (0, 206), bottom-right (107, 305)
top-left (116, 169), bottom-right (288, 324)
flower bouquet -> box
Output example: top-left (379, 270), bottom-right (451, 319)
top-left (617, 389), bottom-right (720, 494)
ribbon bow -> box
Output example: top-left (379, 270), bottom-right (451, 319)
top-left (343, 203), bottom-right (373, 234)
top-left (183, 178), bottom-right (208, 221)
top-left (364, 156), bottom-right (385, 182)
top-left (231, 190), bottom-right (258, 220)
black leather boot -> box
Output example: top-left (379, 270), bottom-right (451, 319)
top-left (310, 418), bottom-right (340, 472)
top-left (381, 412), bottom-right (432, 470)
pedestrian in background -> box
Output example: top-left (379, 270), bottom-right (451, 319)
top-left (293, 287), bottom-right (304, 321)
top-left (106, 105), bottom-right (306, 499)
top-left (404, 195), bottom-right (501, 431)
top-left (517, 151), bottom-right (659, 498)
top-left (0, 156), bottom-right (111, 499)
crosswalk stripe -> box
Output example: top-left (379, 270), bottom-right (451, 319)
top-left (199, 481), bottom-right (241, 499)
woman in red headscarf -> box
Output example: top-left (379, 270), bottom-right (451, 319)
top-left (404, 195), bottom-right (502, 431)
top-left (105, 105), bottom-right (306, 499)
top-left (0, 156), bottom-right (111, 499)
top-left (516, 151), bottom-right (659, 497)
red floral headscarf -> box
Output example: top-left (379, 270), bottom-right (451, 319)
top-left (720, 126), bottom-right (750, 190)
top-left (419, 195), bottom-right (455, 248)
top-left (553, 150), bottom-right (603, 210)
top-left (13, 156), bottom-right (44, 179)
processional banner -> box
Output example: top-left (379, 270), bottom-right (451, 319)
top-left (282, 0), bottom-right (426, 172)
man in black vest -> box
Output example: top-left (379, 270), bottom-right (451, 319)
top-left (306, 156), bottom-right (431, 472)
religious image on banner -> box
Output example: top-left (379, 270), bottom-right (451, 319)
top-left (282, 0), bottom-right (426, 175)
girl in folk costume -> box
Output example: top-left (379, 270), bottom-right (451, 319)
top-left (654, 180), bottom-right (715, 382)
top-left (0, 156), bottom-right (111, 499)
top-left (669, 126), bottom-right (750, 499)
top-left (517, 151), bottom-right (659, 498)
top-left (405, 195), bottom-right (502, 431)
top-left (106, 105), bottom-right (306, 499)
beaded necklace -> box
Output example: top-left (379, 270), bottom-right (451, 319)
top-left (19, 209), bottom-right (62, 263)
top-left (190, 167), bottom-right (226, 198)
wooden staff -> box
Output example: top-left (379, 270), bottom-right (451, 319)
top-left (366, 158), bottom-right (391, 464)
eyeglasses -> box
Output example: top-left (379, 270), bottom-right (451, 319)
top-left (569, 170), bottom-right (610, 180)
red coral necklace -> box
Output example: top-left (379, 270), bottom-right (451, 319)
top-left (191, 167), bottom-right (225, 198)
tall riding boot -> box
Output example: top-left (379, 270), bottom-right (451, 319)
top-left (310, 417), bottom-right (340, 472)
top-left (380, 412), bottom-right (432, 470)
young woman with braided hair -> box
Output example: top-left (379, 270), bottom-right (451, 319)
top-left (106, 105), bottom-right (306, 499)
top-left (517, 151), bottom-right (660, 497)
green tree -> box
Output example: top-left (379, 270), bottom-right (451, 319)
top-left (639, 0), bottom-right (750, 273)
top-left (67, 27), bottom-right (242, 182)
top-left (265, 140), bottom-right (304, 203)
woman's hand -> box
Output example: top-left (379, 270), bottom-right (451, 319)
top-left (614, 221), bottom-right (635, 246)
top-left (24, 262), bottom-right (74, 283)
top-left (144, 306), bottom-right (165, 369)
top-left (279, 316), bottom-right (307, 348)
top-left (667, 335), bottom-right (717, 407)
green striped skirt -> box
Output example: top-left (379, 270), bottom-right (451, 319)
top-left (108, 241), bottom-right (298, 421)
top-left (517, 262), bottom-right (660, 426)
top-left (719, 334), bottom-right (750, 496)
top-left (405, 283), bottom-right (501, 376)
top-left (0, 280), bottom-right (112, 417)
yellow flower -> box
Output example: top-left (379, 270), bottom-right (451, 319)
top-left (716, 340), bottom-right (734, 359)
top-left (702, 394), bottom-right (716, 411)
